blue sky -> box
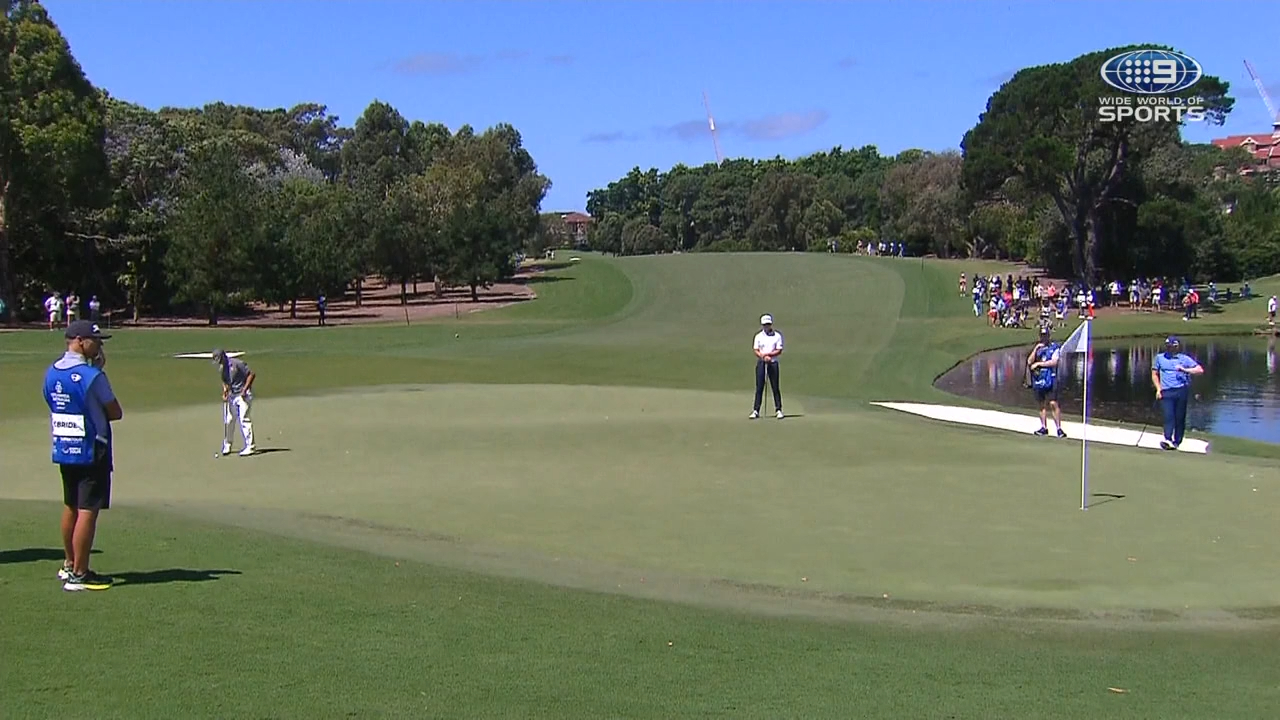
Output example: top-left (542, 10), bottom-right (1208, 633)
top-left (42, 0), bottom-right (1280, 212)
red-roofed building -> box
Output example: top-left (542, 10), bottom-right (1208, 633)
top-left (1211, 124), bottom-right (1280, 175)
top-left (559, 212), bottom-right (592, 246)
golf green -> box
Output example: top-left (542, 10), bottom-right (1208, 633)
top-left (5, 382), bottom-right (1280, 616)
top-left (4, 252), bottom-right (1280, 717)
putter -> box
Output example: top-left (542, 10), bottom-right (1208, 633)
top-left (1135, 398), bottom-right (1161, 447)
top-left (219, 399), bottom-right (230, 456)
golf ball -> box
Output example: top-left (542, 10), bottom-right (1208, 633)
top-left (214, 453), bottom-right (220, 459)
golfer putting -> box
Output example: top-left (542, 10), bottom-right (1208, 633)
top-left (1152, 336), bottom-right (1203, 451)
top-left (750, 314), bottom-right (784, 419)
top-left (213, 349), bottom-right (257, 456)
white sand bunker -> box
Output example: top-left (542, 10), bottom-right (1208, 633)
top-left (872, 402), bottom-right (1209, 454)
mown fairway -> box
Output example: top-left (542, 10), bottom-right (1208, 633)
top-left (4, 253), bottom-right (1280, 718)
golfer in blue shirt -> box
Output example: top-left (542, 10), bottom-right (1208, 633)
top-left (1151, 336), bottom-right (1203, 450)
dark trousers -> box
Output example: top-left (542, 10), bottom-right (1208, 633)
top-left (1160, 386), bottom-right (1190, 445)
top-left (754, 360), bottom-right (781, 412)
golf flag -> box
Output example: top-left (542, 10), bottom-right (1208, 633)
top-left (1060, 319), bottom-right (1092, 510)
top-left (1059, 318), bottom-right (1090, 357)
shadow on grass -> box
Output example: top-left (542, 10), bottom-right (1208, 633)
top-left (250, 447), bottom-right (291, 456)
top-left (524, 275), bottom-right (571, 285)
top-left (1086, 492), bottom-right (1126, 508)
top-left (0, 547), bottom-right (100, 565)
top-left (114, 568), bottom-right (242, 586)
top-left (529, 260), bottom-right (575, 272)
top-left (709, 575), bottom-right (1280, 623)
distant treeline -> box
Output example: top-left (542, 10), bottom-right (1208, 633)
top-left (584, 45), bottom-right (1279, 285)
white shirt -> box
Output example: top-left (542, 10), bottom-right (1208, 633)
top-left (753, 329), bottom-right (784, 362)
top-left (1270, 297), bottom-right (1277, 313)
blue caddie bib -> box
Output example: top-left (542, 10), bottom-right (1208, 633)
top-left (1032, 343), bottom-right (1060, 390)
top-left (43, 363), bottom-right (102, 465)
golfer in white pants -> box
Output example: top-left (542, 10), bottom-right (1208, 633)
top-left (213, 349), bottom-right (256, 456)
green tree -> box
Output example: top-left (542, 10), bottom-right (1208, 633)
top-left (961, 45), bottom-right (1233, 283)
top-left (744, 169), bottom-right (817, 251)
top-left (532, 212), bottom-right (570, 256)
top-left (0, 0), bottom-right (107, 318)
top-left (164, 138), bottom-right (261, 325)
top-left (621, 216), bottom-right (672, 254)
top-left (587, 211), bottom-right (625, 254)
top-left (1224, 181), bottom-right (1280, 279)
top-left (436, 125), bottom-right (549, 299)
top-left (881, 151), bottom-right (965, 257)
top-left (101, 97), bottom-right (187, 319)
top-left (799, 199), bottom-right (844, 251)
top-left (339, 100), bottom-right (413, 305)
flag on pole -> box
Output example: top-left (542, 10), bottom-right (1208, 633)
top-left (1058, 319), bottom-right (1092, 510)
top-left (1059, 318), bottom-right (1090, 358)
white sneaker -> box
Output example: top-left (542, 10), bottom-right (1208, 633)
top-left (748, 410), bottom-right (759, 419)
top-left (776, 410), bottom-right (784, 419)
top-left (239, 447), bottom-right (256, 457)
top-left (221, 444), bottom-right (232, 455)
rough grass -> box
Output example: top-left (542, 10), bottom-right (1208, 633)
top-left (4, 499), bottom-right (1280, 720)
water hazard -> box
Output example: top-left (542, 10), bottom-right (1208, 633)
top-left (936, 335), bottom-right (1280, 444)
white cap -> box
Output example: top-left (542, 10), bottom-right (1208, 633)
top-left (760, 314), bottom-right (773, 325)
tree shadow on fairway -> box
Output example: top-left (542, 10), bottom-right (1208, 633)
top-left (523, 274), bottom-right (570, 285)
top-left (0, 548), bottom-right (100, 565)
top-left (113, 568), bottom-right (242, 586)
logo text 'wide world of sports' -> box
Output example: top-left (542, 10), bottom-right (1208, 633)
top-left (1100, 49), bottom-right (1202, 95)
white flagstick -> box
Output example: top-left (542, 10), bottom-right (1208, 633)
top-left (1059, 319), bottom-right (1091, 510)
top-left (1080, 333), bottom-right (1090, 511)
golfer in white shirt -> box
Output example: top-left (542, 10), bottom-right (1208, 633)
top-left (750, 314), bottom-right (784, 419)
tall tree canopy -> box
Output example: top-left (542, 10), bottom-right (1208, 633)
top-left (0, 0), bottom-right (106, 316)
top-left (960, 45), bottom-right (1233, 283)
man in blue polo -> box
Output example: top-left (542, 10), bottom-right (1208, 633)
top-left (1152, 336), bottom-right (1204, 450)
top-left (44, 320), bottom-right (123, 591)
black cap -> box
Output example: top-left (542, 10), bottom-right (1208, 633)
top-left (65, 319), bottom-right (110, 340)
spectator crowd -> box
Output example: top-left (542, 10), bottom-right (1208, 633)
top-left (958, 273), bottom-right (1251, 331)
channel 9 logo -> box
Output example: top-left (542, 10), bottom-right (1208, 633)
top-left (1100, 49), bottom-right (1203, 95)
top-left (1097, 49), bottom-right (1206, 123)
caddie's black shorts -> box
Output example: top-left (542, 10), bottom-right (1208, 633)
top-left (1034, 387), bottom-right (1060, 404)
top-left (59, 441), bottom-right (112, 511)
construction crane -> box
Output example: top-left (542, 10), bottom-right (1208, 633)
top-left (702, 91), bottom-right (724, 165)
top-left (1243, 59), bottom-right (1280, 132)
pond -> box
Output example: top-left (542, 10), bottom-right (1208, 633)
top-left (935, 335), bottom-right (1280, 445)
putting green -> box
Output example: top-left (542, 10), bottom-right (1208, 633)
top-left (6, 382), bottom-right (1279, 618)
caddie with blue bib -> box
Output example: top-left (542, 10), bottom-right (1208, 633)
top-left (1027, 326), bottom-right (1067, 438)
top-left (42, 319), bottom-right (122, 591)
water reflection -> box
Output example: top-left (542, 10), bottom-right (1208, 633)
top-left (936, 336), bottom-right (1280, 444)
